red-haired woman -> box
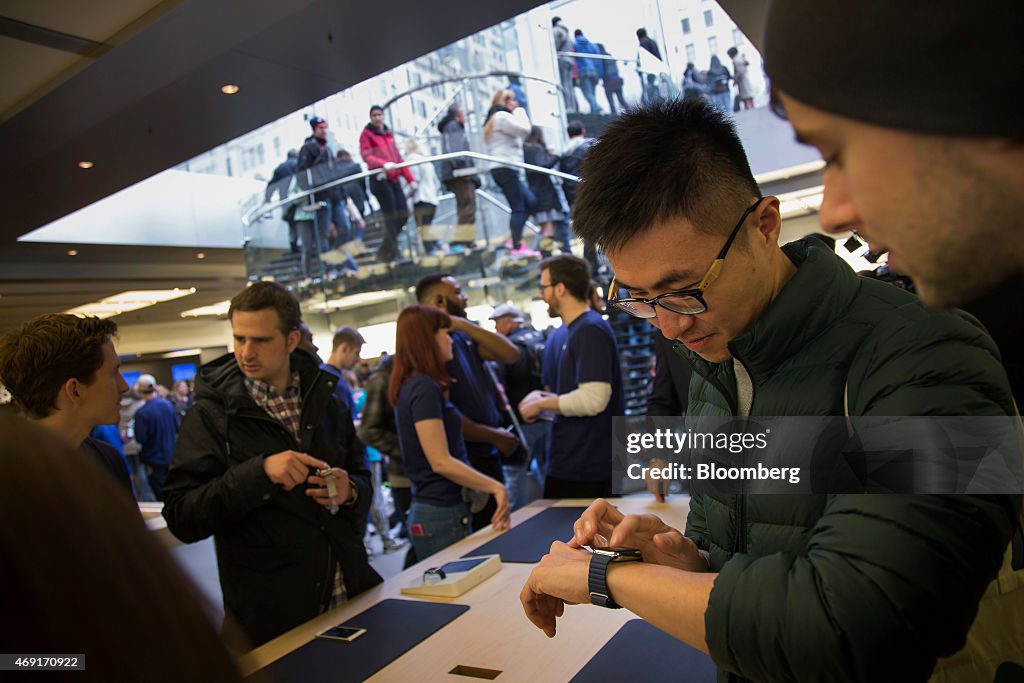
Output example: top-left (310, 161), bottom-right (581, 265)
top-left (390, 305), bottom-right (511, 559)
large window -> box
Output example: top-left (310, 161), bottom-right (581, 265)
top-left (704, 9), bottom-right (714, 27)
top-left (686, 43), bottom-right (696, 63)
top-left (708, 35), bottom-right (718, 55)
top-left (733, 28), bottom-right (745, 48)
top-left (681, 17), bottom-right (692, 35)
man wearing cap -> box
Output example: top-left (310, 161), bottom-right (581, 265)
top-left (517, 100), bottom-right (1020, 682)
top-left (297, 116), bottom-right (353, 260)
top-left (132, 374), bottom-right (179, 501)
top-left (0, 314), bottom-right (132, 495)
top-left (491, 303), bottom-right (550, 508)
top-left (763, 2), bottom-right (1024, 676)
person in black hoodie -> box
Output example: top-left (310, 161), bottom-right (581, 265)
top-left (438, 103), bottom-right (479, 249)
top-left (265, 149), bottom-right (299, 252)
top-left (523, 126), bottom-right (566, 253)
top-left (335, 149), bottom-right (369, 238)
top-left (162, 282), bottom-right (381, 647)
top-left (296, 116), bottom-right (353, 255)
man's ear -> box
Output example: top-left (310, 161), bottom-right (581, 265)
top-left (756, 196), bottom-right (783, 244)
top-left (286, 329), bottom-right (301, 353)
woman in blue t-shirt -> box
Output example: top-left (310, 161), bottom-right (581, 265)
top-left (389, 305), bottom-right (511, 559)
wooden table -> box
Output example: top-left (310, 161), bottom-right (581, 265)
top-left (239, 497), bottom-right (691, 682)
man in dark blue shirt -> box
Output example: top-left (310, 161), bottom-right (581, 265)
top-left (520, 255), bottom-right (623, 498)
top-left (416, 274), bottom-right (521, 530)
top-left (132, 374), bottom-right (179, 501)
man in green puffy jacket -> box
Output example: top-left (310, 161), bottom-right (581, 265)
top-left (518, 99), bottom-right (1022, 682)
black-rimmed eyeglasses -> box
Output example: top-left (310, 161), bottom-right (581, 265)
top-left (608, 197), bottom-right (764, 318)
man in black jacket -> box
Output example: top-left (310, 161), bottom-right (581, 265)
top-left (265, 149), bottom-right (299, 252)
top-left (162, 282), bottom-right (380, 647)
top-left (296, 116), bottom-right (351, 254)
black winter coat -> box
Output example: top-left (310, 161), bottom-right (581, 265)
top-left (162, 351), bottom-right (381, 647)
top-left (523, 142), bottom-right (561, 214)
top-left (296, 136), bottom-right (345, 203)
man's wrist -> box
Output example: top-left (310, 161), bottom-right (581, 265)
top-left (344, 479), bottom-right (358, 507)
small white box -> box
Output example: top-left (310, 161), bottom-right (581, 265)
top-left (400, 554), bottom-right (502, 598)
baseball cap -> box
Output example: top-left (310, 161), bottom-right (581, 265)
top-left (135, 374), bottom-right (157, 395)
top-left (489, 303), bottom-right (524, 320)
top-left (309, 116), bottom-right (327, 129)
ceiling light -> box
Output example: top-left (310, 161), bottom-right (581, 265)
top-left (220, 84), bottom-right (239, 95)
top-left (159, 348), bottom-right (202, 359)
top-left (78, 161), bottom-right (94, 169)
top-left (65, 289), bottom-right (194, 319)
top-left (67, 249), bottom-right (78, 256)
top-left (180, 300), bottom-right (231, 318)
top-left (307, 289), bottom-right (404, 312)
top-left (196, 252), bottom-right (206, 259)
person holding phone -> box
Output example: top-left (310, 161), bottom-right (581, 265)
top-left (389, 305), bottom-right (511, 561)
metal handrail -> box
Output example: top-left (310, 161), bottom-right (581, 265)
top-left (381, 70), bottom-right (566, 112)
top-left (243, 150), bottom-right (580, 226)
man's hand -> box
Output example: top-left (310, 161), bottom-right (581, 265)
top-left (520, 541), bottom-right (592, 637)
top-left (263, 451), bottom-right (328, 490)
top-left (306, 467), bottom-right (352, 508)
top-left (645, 458), bottom-right (670, 502)
top-left (519, 390), bottom-right (557, 423)
top-left (491, 428), bottom-right (520, 457)
top-left (569, 499), bottom-right (708, 572)
top-left (491, 485), bottom-right (512, 531)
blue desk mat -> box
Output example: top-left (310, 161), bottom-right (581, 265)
top-left (253, 599), bottom-right (469, 682)
top-left (461, 506), bottom-right (586, 563)
top-left (571, 619), bottom-right (717, 682)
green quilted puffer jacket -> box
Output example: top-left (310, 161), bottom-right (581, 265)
top-left (677, 238), bottom-right (1022, 683)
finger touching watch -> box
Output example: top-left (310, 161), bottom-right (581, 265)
top-left (588, 547), bottom-right (643, 609)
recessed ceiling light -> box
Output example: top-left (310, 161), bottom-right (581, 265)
top-left (78, 161), bottom-right (93, 169)
top-left (220, 84), bottom-right (239, 95)
top-left (67, 249), bottom-right (78, 256)
top-left (196, 252), bottom-right (206, 259)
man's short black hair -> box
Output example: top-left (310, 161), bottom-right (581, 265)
top-left (369, 105), bottom-right (383, 115)
top-left (415, 273), bottom-right (451, 304)
top-left (228, 282), bottom-right (301, 337)
top-left (539, 255), bottom-right (591, 303)
top-left (636, 28), bottom-right (647, 39)
top-left (572, 99), bottom-right (759, 254)
top-left (552, 16), bottom-right (561, 26)
top-left (727, 46), bottom-right (738, 58)
top-left (567, 120), bottom-right (585, 137)
top-left (574, 29), bottom-right (583, 37)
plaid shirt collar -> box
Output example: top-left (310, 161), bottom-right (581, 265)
top-left (244, 371), bottom-right (303, 441)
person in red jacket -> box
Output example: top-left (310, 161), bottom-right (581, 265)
top-left (359, 105), bottom-right (417, 264)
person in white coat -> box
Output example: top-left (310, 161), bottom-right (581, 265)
top-left (404, 139), bottom-right (445, 256)
top-left (483, 89), bottom-right (539, 258)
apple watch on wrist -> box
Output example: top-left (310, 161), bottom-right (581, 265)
top-left (588, 546), bottom-right (643, 609)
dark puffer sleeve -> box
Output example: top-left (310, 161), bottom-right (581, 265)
top-left (704, 302), bottom-right (1021, 681)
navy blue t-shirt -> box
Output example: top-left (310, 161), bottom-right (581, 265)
top-left (321, 362), bottom-right (355, 413)
top-left (395, 375), bottom-right (469, 507)
top-left (446, 330), bottom-right (501, 461)
top-left (134, 396), bottom-right (179, 467)
top-left (546, 310), bottom-right (623, 482)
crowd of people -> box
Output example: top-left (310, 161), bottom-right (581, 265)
top-left (0, 255), bottom-right (632, 649)
top-left (1, 1), bottom-right (1021, 680)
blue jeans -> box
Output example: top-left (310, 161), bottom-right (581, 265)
top-left (579, 74), bottom-right (601, 114)
top-left (409, 500), bottom-right (470, 561)
top-left (710, 91), bottom-right (732, 114)
top-left (319, 200), bottom-right (352, 250)
top-left (522, 420), bottom-right (552, 490)
top-left (491, 168), bottom-right (533, 248)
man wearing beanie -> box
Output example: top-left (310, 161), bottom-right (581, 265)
top-left (763, 3), bottom-right (1024, 679)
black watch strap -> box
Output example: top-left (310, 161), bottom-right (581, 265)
top-left (589, 552), bottom-right (622, 609)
